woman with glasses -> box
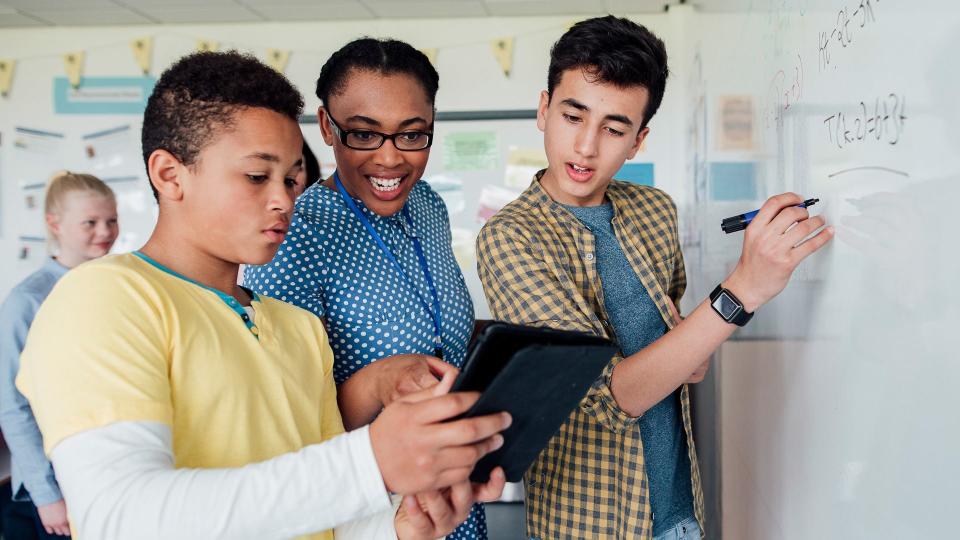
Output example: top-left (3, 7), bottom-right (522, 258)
top-left (245, 38), bottom-right (488, 540)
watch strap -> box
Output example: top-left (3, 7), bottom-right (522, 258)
top-left (710, 284), bottom-right (754, 326)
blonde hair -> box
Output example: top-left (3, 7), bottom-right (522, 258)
top-left (44, 171), bottom-right (116, 248)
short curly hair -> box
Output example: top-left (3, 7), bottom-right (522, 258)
top-left (141, 51), bottom-right (304, 199)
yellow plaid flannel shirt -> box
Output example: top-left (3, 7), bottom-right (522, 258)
top-left (476, 171), bottom-right (705, 539)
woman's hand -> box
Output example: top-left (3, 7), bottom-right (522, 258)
top-left (338, 354), bottom-right (460, 430)
top-left (375, 354), bottom-right (458, 407)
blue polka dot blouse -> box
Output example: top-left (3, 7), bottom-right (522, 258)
top-left (244, 179), bottom-right (486, 540)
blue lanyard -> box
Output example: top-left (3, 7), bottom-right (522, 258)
top-left (333, 172), bottom-right (444, 359)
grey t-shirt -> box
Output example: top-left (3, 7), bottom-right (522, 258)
top-left (565, 202), bottom-right (694, 535)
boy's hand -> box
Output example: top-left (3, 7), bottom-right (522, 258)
top-left (725, 192), bottom-right (834, 312)
top-left (369, 370), bottom-right (512, 495)
top-left (394, 467), bottom-right (506, 540)
top-left (375, 354), bottom-right (458, 407)
top-left (37, 499), bottom-right (71, 536)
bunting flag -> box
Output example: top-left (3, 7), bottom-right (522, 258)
top-left (0, 59), bottom-right (14, 97)
top-left (266, 49), bottom-right (291, 74)
top-left (490, 37), bottom-right (514, 77)
top-left (419, 48), bottom-right (438, 67)
top-left (196, 40), bottom-right (220, 53)
top-left (0, 25), bottom-right (560, 96)
top-left (63, 52), bottom-right (84, 88)
top-left (130, 37), bottom-right (153, 74)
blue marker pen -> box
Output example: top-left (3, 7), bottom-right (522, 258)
top-left (721, 198), bottom-right (819, 233)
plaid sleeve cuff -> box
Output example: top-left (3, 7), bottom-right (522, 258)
top-left (581, 355), bottom-right (640, 433)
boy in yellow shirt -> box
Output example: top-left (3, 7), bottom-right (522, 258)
top-left (16, 51), bottom-right (508, 540)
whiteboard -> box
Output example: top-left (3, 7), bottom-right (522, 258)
top-left (682, 2), bottom-right (960, 538)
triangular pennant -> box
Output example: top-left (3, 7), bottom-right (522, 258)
top-left (266, 49), bottom-right (291, 74)
top-left (130, 37), bottom-right (153, 75)
top-left (419, 48), bottom-right (438, 67)
top-left (196, 40), bottom-right (219, 53)
top-left (0, 59), bottom-right (15, 97)
top-left (490, 37), bottom-right (514, 78)
top-left (63, 52), bottom-right (84, 88)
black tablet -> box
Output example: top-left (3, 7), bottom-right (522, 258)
top-left (451, 322), bottom-right (618, 482)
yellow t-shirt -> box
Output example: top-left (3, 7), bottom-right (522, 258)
top-left (17, 253), bottom-right (342, 540)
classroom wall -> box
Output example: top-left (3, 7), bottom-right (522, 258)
top-left (0, 11), bottom-right (693, 299)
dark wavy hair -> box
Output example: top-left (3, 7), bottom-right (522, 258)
top-left (141, 51), bottom-right (305, 199)
top-left (315, 37), bottom-right (439, 107)
top-left (548, 16), bottom-right (669, 129)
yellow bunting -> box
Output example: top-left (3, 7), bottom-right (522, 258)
top-left (62, 52), bottom-right (84, 88)
top-left (196, 40), bottom-right (219, 53)
top-left (0, 59), bottom-right (14, 97)
top-left (490, 37), bottom-right (514, 78)
top-left (130, 37), bottom-right (153, 75)
top-left (419, 48), bottom-right (438, 67)
top-left (266, 49), bottom-right (290, 74)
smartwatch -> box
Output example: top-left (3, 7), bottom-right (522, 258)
top-left (709, 284), bottom-right (754, 326)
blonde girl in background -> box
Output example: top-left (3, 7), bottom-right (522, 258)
top-left (0, 172), bottom-right (118, 539)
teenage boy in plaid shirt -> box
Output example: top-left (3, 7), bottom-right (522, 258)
top-left (476, 16), bottom-right (833, 540)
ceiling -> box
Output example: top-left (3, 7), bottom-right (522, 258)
top-left (0, 0), bottom-right (738, 27)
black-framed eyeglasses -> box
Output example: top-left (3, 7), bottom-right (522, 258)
top-left (327, 113), bottom-right (433, 151)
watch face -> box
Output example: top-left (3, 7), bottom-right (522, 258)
top-left (713, 291), bottom-right (742, 320)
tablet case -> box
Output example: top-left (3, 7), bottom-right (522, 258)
top-left (453, 322), bottom-right (614, 394)
top-left (457, 335), bottom-right (617, 483)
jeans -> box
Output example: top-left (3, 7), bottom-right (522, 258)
top-left (653, 516), bottom-right (701, 540)
top-left (531, 516), bottom-right (701, 540)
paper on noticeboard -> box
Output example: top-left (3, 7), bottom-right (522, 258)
top-left (716, 95), bottom-right (755, 151)
top-left (442, 131), bottom-right (499, 171)
top-left (503, 146), bottom-right (547, 189)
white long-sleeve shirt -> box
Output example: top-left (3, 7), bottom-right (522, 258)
top-left (51, 421), bottom-right (399, 540)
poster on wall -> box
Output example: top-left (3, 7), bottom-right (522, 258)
top-left (716, 95), bottom-right (755, 151)
top-left (13, 127), bottom-right (66, 260)
top-left (53, 76), bottom-right (155, 115)
top-left (424, 174), bottom-right (465, 215)
top-left (503, 146), bottom-right (547, 189)
top-left (83, 125), bottom-right (140, 177)
top-left (442, 131), bottom-right (499, 171)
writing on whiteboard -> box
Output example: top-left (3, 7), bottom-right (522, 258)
top-left (823, 93), bottom-right (907, 149)
top-left (818, 0), bottom-right (881, 72)
top-left (762, 53), bottom-right (804, 129)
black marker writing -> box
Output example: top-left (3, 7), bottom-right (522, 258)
top-left (763, 54), bottom-right (804, 130)
top-left (818, 0), bottom-right (880, 72)
top-left (823, 93), bottom-right (907, 149)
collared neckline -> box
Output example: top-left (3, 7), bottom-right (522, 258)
top-left (528, 169), bottom-right (628, 225)
top-left (132, 251), bottom-right (262, 339)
